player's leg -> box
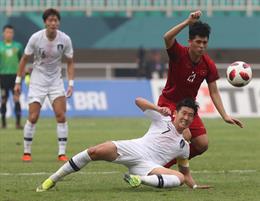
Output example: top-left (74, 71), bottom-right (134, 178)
top-left (23, 82), bottom-right (47, 161)
top-left (11, 74), bottom-right (22, 129)
top-left (0, 86), bottom-right (8, 128)
top-left (52, 96), bottom-right (69, 161)
top-left (22, 102), bottom-right (41, 161)
top-left (189, 134), bottom-right (208, 158)
top-left (51, 141), bottom-right (119, 181)
top-left (0, 75), bottom-right (11, 128)
top-left (36, 141), bottom-right (118, 192)
top-left (124, 167), bottom-right (184, 188)
top-left (188, 115), bottom-right (208, 159)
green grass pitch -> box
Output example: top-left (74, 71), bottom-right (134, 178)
top-left (0, 117), bottom-right (259, 201)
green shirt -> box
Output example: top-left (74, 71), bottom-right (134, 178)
top-left (0, 41), bottom-right (23, 74)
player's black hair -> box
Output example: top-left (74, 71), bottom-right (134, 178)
top-left (176, 98), bottom-right (199, 115)
top-left (3, 24), bottom-right (14, 31)
top-left (189, 21), bottom-right (211, 40)
top-left (42, 8), bottom-right (61, 22)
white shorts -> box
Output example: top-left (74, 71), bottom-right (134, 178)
top-left (28, 82), bottom-right (65, 105)
top-left (112, 140), bottom-right (162, 176)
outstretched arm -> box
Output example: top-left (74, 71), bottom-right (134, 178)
top-left (208, 81), bottom-right (243, 128)
top-left (177, 159), bottom-right (210, 189)
top-left (14, 54), bottom-right (30, 94)
top-left (163, 10), bottom-right (202, 49)
top-left (66, 57), bottom-right (75, 98)
top-left (17, 54), bottom-right (29, 78)
top-left (135, 97), bottom-right (171, 116)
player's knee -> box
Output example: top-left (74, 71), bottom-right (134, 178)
top-left (87, 146), bottom-right (100, 160)
top-left (28, 113), bottom-right (39, 124)
top-left (202, 144), bottom-right (208, 152)
top-left (55, 112), bottom-right (66, 122)
top-left (177, 173), bottom-right (185, 185)
top-left (196, 143), bottom-right (208, 155)
top-left (88, 143), bottom-right (112, 161)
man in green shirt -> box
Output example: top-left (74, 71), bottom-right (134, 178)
top-left (0, 25), bottom-right (23, 129)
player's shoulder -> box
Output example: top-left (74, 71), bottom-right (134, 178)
top-left (29, 29), bottom-right (45, 41)
top-left (167, 40), bottom-right (186, 51)
top-left (33, 29), bottom-right (45, 36)
top-left (57, 30), bottom-right (71, 41)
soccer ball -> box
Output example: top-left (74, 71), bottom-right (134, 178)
top-left (226, 61), bottom-right (252, 87)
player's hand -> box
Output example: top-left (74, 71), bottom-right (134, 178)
top-left (158, 107), bottom-right (171, 116)
top-left (183, 128), bottom-right (192, 142)
top-left (224, 116), bottom-right (243, 128)
top-left (14, 84), bottom-right (21, 95)
top-left (187, 10), bottom-right (202, 24)
top-left (66, 86), bottom-right (73, 98)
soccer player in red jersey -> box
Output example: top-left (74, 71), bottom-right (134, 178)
top-left (159, 10), bottom-right (243, 168)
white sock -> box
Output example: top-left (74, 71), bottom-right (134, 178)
top-left (23, 120), bottom-right (36, 154)
top-left (57, 122), bottom-right (68, 155)
top-left (140, 174), bottom-right (181, 188)
top-left (50, 150), bottom-right (91, 182)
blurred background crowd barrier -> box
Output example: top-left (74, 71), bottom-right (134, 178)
top-left (0, 0), bottom-right (259, 117)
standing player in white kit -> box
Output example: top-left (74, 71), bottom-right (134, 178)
top-left (14, 8), bottom-right (75, 162)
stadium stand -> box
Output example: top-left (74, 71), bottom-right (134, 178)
top-left (4, 15), bottom-right (260, 49)
top-left (1, 0), bottom-right (260, 17)
top-left (0, 12), bottom-right (7, 31)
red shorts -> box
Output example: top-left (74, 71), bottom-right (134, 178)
top-left (158, 95), bottom-right (207, 138)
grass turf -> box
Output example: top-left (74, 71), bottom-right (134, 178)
top-left (0, 117), bottom-right (259, 201)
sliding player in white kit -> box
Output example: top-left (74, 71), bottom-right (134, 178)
top-left (36, 97), bottom-right (210, 192)
top-left (14, 8), bottom-right (75, 162)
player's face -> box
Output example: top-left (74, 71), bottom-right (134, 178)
top-left (174, 107), bottom-right (195, 130)
top-left (45, 15), bottom-right (60, 33)
top-left (188, 35), bottom-right (208, 56)
top-left (3, 28), bottom-right (14, 42)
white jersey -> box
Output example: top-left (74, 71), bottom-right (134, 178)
top-left (115, 109), bottom-right (189, 167)
top-left (24, 29), bottom-right (73, 86)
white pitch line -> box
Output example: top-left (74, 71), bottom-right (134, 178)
top-left (0, 169), bottom-right (257, 176)
top-left (0, 171), bottom-right (119, 176)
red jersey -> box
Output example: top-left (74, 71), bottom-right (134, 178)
top-left (161, 41), bottom-right (219, 103)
